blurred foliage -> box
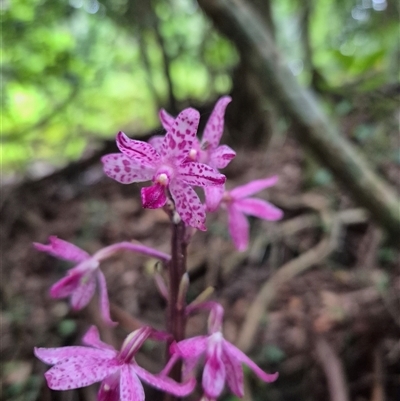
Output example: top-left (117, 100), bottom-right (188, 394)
top-left (2, 0), bottom-right (398, 175)
top-left (2, 0), bottom-right (237, 175)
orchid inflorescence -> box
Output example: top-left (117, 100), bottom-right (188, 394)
top-left (34, 96), bottom-right (283, 400)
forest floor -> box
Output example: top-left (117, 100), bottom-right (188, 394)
top-left (1, 132), bottom-right (400, 401)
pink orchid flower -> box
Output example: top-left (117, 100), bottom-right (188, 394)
top-left (102, 108), bottom-right (226, 231)
top-left (207, 176), bottom-right (284, 251)
top-left (170, 302), bottom-right (278, 399)
top-left (157, 96), bottom-right (235, 169)
top-left (35, 326), bottom-right (195, 401)
top-left (156, 97), bottom-right (235, 212)
top-left (34, 236), bottom-right (171, 326)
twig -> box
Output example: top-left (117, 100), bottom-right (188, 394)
top-left (355, 225), bottom-right (383, 271)
top-left (315, 336), bottom-right (350, 401)
top-left (370, 346), bottom-right (385, 401)
top-left (237, 221), bottom-right (339, 352)
top-left (237, 195), bottom-right (339, 352)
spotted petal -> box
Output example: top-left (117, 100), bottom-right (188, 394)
top-left (223, 340), bottom-right (279, 383)
top-left (209, 145), bottom-right (236, 170)
top-left (141, 184), bottom-right (167, 209)
top-left (171, 336), bottom-right (208, 359)
top-left (33, 236), bottom-right (90, 263)
top-left (97, 270), bottom-right (118, 327)
top-left (70, 271), bottom-right (96, 310)
top-left (133, 363), bottom-right (196, 397)
top-left (179, 162), bottom-right (226, 187)
top-left (203, 339), bottom-right (225, 398)
top-left (202, 96), bottom-right (231, 149)
top-left (205, 185), bottom-right (225, 212)
top-left (222, 347), bottom-right (244, 397)
top-left (116, 131), bottom-right (160, 168)
top-left (230, 176), bottom-right (278, 199)
top-left (34, 346), bottom-right (111, 365)
top-left (98, 372), bottom-right (120, 401)
top-left (50, 270), bottom-right (84, 299)
top-left (227, 205), bottom-right (249, 251)
top-left (148, 135), bottom-right (165, 154)
top-left (169, 180), bottom-right (206, 231)
top-left (161, 108), bottom-right (199, 161)
top-left (43, 354), bottom-right (120, 390)
top-left (101, 153), bottom-right (153, 184)
top-left (120, 365), bottom-right (145, 401)
top-left (159, 109), bottom-right (175, 131)
top-left (82, 326), bottom-right (116, 352)
top-left (235, 198), bottom-right (283, 221)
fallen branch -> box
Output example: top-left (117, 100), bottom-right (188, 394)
top-left (237, 224), bottom-right (338, 352)
top-left (237, 196), bottom-right (340, 352)
top-left (315, 336), bottom-right (350, 401)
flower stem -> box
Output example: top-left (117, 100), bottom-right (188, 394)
top-left (164, 218), bottom-right (187, 401)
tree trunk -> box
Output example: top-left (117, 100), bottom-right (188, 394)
top-left (198, 0), bottom-right (400, 238)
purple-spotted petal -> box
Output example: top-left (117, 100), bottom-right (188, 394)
top-left (186, 137), bottom-right (202, 162)
top-left (179, 162), bottom-right (226, 187)
top-left (120, 365), bottom-right (145, 401)
top-left (222, 340), bottom-right (279, 383)
top-left (43, 354), bottom-right (120, 390)
top-left (159, 109), bottom-right (175, 131)
top-left (101, 153), bottom-right (153, 184)
top-left (209, 145), bottom-right (236, 170)
top-left (148, 135), bottom-right (165, 154)
top-left (33, 236), bottom-right (90, 262)
top-left (98, 372), bottom-right (120, 401)
top-left (133, 363), bottom-right (196, 397)
top-left (230, 176), bottom-right (278, 199)
top-left (169, 181), bottom-right (206, 231)
top-left (205, 185), bottom-right (225, 212)
top-left (50, 270), bottom-right (83, 299)
top-left (171, 336), bottom-right (208, 359)
top-left (161, 108), bottom-right (199, 161)
top-left (182, 356), bottom-right (201, 381)
top-left (203, 340), bottom-right (225, 398)
top-left (82, 326), bottom-right (117, 352)
top-left (141, 184), bottom-right (167, 209)
top-left (227, 205), bottom-right (249, 252)
top-left (34, 346), bottom-right (112, 365)
top-left (70, 272), bottom-right (96, 310)
top-left (221, 348), bottom-right (244, 397)
top-left (235, 198), bottom-right (283, 221)
top-left (202, 96), bottom-right (232, 149)
top-left (116, 131), bottom-right (160, 168)
top-left (97, 270), bottom-right (118, 327)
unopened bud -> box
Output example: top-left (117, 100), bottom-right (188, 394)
top-left (119, 326), bottom-right (152, 362)
top-left (154, 272), bottom-right (169, 300)
top-left (189, 286), bottom-right (215, 306)
top-left (177, 273), bottom-right (190, 310)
